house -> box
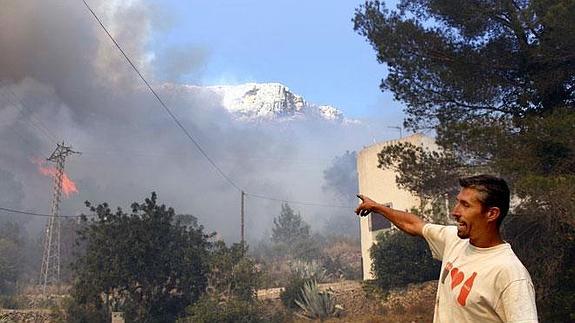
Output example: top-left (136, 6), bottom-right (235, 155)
top-left (357, 133), bottom-right (437, 280)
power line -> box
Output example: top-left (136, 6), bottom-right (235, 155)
top-left (80, 0), bottom-right (358, 211)
top-left (0, 86), bottom-right (58, 144)
top-left (246, 192), bottom-right (355, 209)
top-left (0, 206), bottom-right (81, 218)
top-left (81, 0), bottom-right (242, 193)
top-left (0, 81), bottom-right (58, 142)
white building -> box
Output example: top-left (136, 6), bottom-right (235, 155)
top-left (357, 133), bottom-right (437, 280)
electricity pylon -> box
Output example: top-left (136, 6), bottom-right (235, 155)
top-left (39, 142), bottom-right (79, 294)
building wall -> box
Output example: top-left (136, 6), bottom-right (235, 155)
top-left (357, 134), bottom-right (437, 280)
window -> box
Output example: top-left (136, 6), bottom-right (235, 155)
top-left (369, 202), bottom-right (392, 231)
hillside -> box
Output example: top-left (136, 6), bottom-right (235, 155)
top-left (258, 280), bottom-right (436, 322)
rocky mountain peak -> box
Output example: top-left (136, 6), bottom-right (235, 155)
top-left (206, 82), bottom-right (346, 122)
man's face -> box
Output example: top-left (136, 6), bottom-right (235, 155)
top-left (451, 188), bottom-right (488, 240)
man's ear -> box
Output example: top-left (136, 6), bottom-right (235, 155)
top-left (485, 207), bottom-right (501, 224)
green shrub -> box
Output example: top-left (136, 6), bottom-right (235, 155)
top-left (321, 254), bottom-right (361, 281)
top-left (294, 280), bottom-right (341, 320)
top-left (63, 296), bottom-right (108, 323)
top-left (68, 194), bottom-right (212, 323)
top-left (370, 230), bottom-right (440, 291)
top-left (182, 295), bottom-right (263, 323)
top-left (208, 241), bottom-right (262, 302)
top-left (0, 295), bottom-right (19, 309)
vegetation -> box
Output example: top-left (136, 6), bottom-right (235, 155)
top-left (0, 221), bottom-right (22, 295)
top-left (280, 259), bottom-right (329, 309)
top-left (378, 142), bottom-right (460, 223)
top-left (0, 218), bottom-right (44, 308)
top-left (289, 259), bottom-right (328, 283)
top-left (184, 241), bottom-right (264, 322)
top-left (322, 150), bottom-right (358, 202)
top-left (182, 296), bottom-right (264, 323)
top-left (370, 230), bottom-right (440, 291)
top-left (294, 280), bottom-right (341, 320)
top-left (322, 151), bottom-right (361, 238)
top-left (254, 202), bottom-right (361, 292)
top-left (271, 203), bottom-right (321, 261)
top-left (207, 241), bottom-right (262, 302)
top-left (355, 0), bottom-right (575, 319)
top-left (280, 275), bottom-right (310, 310)
top-left (67, 193), bottom-right (212, 322)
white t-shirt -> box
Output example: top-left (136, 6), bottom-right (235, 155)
top-left (422, 224), bottom-right (538, 323)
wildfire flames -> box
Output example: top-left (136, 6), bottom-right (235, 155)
top-left (33, 159), bottom-right (78, 197)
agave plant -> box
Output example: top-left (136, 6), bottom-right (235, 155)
top-left (289, 259), bottom-right (329, 282)
top-left (294, 280), bottom-right (342, 320)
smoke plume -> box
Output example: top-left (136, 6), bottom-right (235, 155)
top-left (0, 0), bottom-right (386, 242)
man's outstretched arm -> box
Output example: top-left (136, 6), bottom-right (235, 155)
top-left (355, 194), bottom-right (426, 237)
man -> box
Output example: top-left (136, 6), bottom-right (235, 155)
top-left (355, 174), bottom-right (538, 322)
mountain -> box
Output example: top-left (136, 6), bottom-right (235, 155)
top-left (168, 82), bottom-right (350, 123)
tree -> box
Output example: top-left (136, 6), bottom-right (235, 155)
top-left (272, 203), bottom-right (311, 246)
top-left (271, 203), bottom-right (319, 260)
top-left (0, 238), bottom-right (19, 295)
top-left (69, 193), bottom-right (212, 322)
top-left (322, 151), bottom-right (361, 238)
top-left (378, 142), bottom-right (461, 223)
top-left (0, 221), bottom-right (24, 296)
top-left (354, 0), bottom-right (575, 319)
top-left (59, 218), bottom-right (85, 283)
top-left (354, 0), bottom-right (574, 132)
top-left (0, 169), bottom-right (25, 212)
top-left (322, 151), bottom-right (358, 202)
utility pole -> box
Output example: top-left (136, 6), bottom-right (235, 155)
top-left (241, 190), bottom-right (245, 244)
top-left (39, 142), bottom-right (79, 295)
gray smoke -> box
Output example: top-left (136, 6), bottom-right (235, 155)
top-left (0, 0), bottom-right (392, 242)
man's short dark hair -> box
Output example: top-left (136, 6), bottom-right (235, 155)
top-left (459, 175), bottom-right (510, 227)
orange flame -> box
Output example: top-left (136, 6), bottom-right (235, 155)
top-left (33, 159), bottom-right (78, 197)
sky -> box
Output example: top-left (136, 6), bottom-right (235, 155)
top-left (149, 0), bottom-right (403, 122)
top-left (0, 0), bottom-right (406, 242)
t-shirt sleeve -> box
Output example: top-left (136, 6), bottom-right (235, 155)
top-left (495, 279), bottom-right (538, 323)
top-left (421, 224), bottom-right (456, 260)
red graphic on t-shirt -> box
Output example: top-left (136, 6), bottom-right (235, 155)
top-left (450, 268), bottom-right (464, 289)
top-left (442, 261), bottom-right (478, 306)
top-left (458, 272), bottom-right (477, 306)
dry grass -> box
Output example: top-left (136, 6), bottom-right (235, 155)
top-left (258, 280), bottom-right (436, 322)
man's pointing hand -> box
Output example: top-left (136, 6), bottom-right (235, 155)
top-left (355, 194), bottom-right (375, 217)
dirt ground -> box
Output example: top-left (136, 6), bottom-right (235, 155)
top-left (258, 280), bottom-right (437, 322)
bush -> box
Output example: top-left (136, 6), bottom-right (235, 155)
top-left (370, 230), bottom-right (440, 291)
top-left (208, 241), bottom-right (262, 302)
top-left (67, 194), bottom-right (212, 323)
top-left (181, 241), bottom-right (266, 322)
top-left (0, 295), bottom-right (20, 309)
top-left (503, 214), bottom-right (575, 321)
top-left (182, 295), bottom-right (264, 323)
top-left (321, 254), bottom-right (361, 281)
